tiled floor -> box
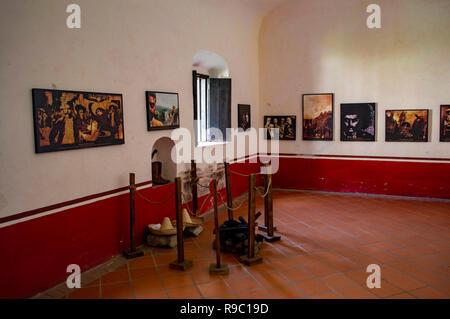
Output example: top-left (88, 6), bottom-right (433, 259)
top-left (64, 190), bottom-right (450, 299)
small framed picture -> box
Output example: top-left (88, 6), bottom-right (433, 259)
top-left (385, 109), bottom-right (429, 142)
top-left (340, 103), bottom-right (376, 141)
top-left (263, 115), bottom-right (296, 140)
top-left (440, 105), bottom-right (450, 142)
top-left (146, 91), bottom-right (180, 131)
top-left (302, 93), bottom-right (334, 140)
top-left (238, 104), bottom-right (251, 131)
top-left (32, 88), bottom-right (124, 153)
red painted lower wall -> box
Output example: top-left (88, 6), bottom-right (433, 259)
top-left (273, 157), bottom-right (450, 199)
top-left (0, 160), bottom-right (261, 299)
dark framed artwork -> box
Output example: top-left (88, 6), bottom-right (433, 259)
top-left (32, 88), bottom-right (124, 153)
top-left (385, 109), bottom-right (429, 142)
top-left (263, 115), bottom-right (296, 140)
top-left (237, 104), bottom-right (251, 131)
top-left (146, 91), bottom-right (180, 131)
top-left (302, 93), bottom-right (334, 140)
top-left (440, 105), bottom-right (450, 142)
top-left (340, 103), bottom-right (376, 141)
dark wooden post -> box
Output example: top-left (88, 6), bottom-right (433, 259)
top-left (224, 162), bottom-right (233, 221)
top-left (209, 179), bottom-right (229, 275)
top-left (191, 160), bottom-right (198, 216)
top-left (259, 163), bottom-right (278, 233)
top-left (261, 164), bottom-right (281, 242)
top-left (123, 173), bottom-right (144, 259)
top-left (170, 177), bottom-right (193, 270)
top-left (248, 174), bottom-right (256, 258)
top-left (239, 174), bottom-right (262, 266)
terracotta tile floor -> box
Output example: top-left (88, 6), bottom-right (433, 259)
top-left (64, 190), bottom-right (450, 299)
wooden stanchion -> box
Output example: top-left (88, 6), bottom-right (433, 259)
top-left (170, 177), bottom-right (193, 270)
top-left (209, 179), bottom-right (229, 275)
top-left (259, 163), bottom-right (278, 233)
top-left (123, 173), bottom-right (144, 259)
top-left (239, 174), bottom-right (263, 266)
top-left (191, 160), bottom-right (198, 217)
top-left (261, 164), bottom-right (281, 242)
top-left (224, 162), bottom-right (234, 221)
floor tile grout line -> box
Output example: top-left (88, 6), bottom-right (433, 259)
top-left (126, 262), bottom-right (136, 299)
top-left (149, 249), bottom-right (170, 299)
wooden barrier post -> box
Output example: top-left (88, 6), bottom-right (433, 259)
top-left (170, 177), bottom-right (193, 270)
top-left (209, 179), bottom-right (229, 275)
top-left (191, 160), bottom-right (198, 217)
top-left (123, 173), bottom-right (144, 259)
top-left (239, 174), bottom-right (263, 266)
top-left (224, 162), bottom-right (233, 221)
top-left (259, 163), bottom-right (278, 233)
top-left (261, 164), bottom-right (281, 242)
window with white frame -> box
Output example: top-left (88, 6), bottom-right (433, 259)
top-left (193, 71), bottom-right (231, 145)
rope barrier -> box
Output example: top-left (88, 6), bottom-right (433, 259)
top-left (135, 190), bottom-right (176, 205)
top-left (198, 192), bottom-right (214, 214)
top-left (190, 177), bottom-right (199, 186)
top-left (229, 169), bottom-right (261, 177)
top-left (218, 192), bottom-right (245, 211)
top-left (134, 166), bottom-right (270, 215)
top-left (255, 179), bottom-right (271, 198)
top-left (196, 181), bottom-right (211, 189)
top-left (182, 192), bottom-right (195, 216)
top-left (190, 175), bottom-right (212, 189)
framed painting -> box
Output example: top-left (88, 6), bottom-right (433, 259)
top-left (146, 91), bottom-right (180, 131)
top-left (385, 109), bottom-right (429, 142)
top-left (302, 93), bottom-right (334, 140)
top-left (340, 103), bottom-right (376, 141)
top-left (238, 104), bottom-right (251, 131)
top-left (440, 105), bottom-right (450, 142)
top-left (32, 88), bottom-right (124, 153)
top-left (264, 115), bottom-right (296, 140)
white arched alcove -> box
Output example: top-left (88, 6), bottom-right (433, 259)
top-left (192, 50), bottom-right (229, 78)
top-left (151, 137), bottom-right (176, 186)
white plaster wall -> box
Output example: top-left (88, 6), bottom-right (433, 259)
top-left (259, 0), bottom-right (450, 157)
top-left (0, 0), bottom-right (263, 217)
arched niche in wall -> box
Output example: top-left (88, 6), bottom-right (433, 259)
top-left (192, 50), bottom-right (229, 78)
top-left (151, 137), bottom-right (176, 187)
